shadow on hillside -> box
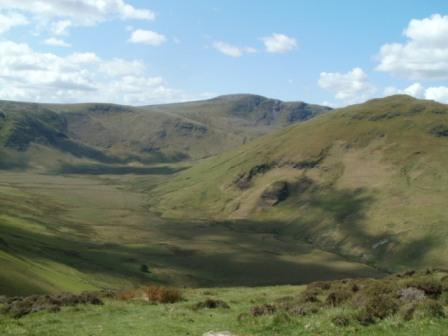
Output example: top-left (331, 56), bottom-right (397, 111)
top-left (275, 179), bottom-right (441, 271)
top-left (55, 163), bottom-right (185, 175)
top-left (0, 180), bottom-right (442, 294)
top-left (0, 220), bottom-right (380, 294)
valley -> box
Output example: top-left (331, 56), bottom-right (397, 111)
top-left (1, 94), bottom-right (448, 335)
top-left (0, 170), bottom-right (380, 296)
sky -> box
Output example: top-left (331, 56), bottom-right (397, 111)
top-left (0, 0), bottom-right (448, 106)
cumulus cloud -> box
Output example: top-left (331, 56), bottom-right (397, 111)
top-left (385, 83), bottom-right (448, 103)
top-left (0, 0), bottom-right (154, 36)
top-left (384, 83), bottom-right (425, 98)
top-left (262, 33), bottom-right (297, 53)
top-left (212, 41), bottom-right (256, 57)
top-left (44, 37), bottom-right (71, 48)
top-left (0, 40), bottom-right (199, 105)
top-left (318, 68), bottom-right (376, 104)
top-left (0, 0), bottom-right (155, 24)
top-left (129, 29), bottom-right (166, 46)
top-left (376, 14), bottom-right (448, 79)
top-left (0, 12), bottom-right (29, 34)
top-left (425, 86), bottom-right (448, 103)
top-left (50, 19), bottom-right (72, 35)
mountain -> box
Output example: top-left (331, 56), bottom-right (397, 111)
top-left (0, 95), bottom-right (349, 296)
top-left (0, 95), bottom-right (330, 171)
top-left (152, 95), bottom-right (448, 273)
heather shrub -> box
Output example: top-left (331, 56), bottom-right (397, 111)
top-left (364, 294), bottom-right (399, 320)
top-left (325, 289), bottom-right (352, 307)
top-left (404, 277), bottom-right (442, 299)
top-left (144, 285), bottom-right (182, 304)
top-left (250, 304), bottom-right (276, 317)
top-left (414, 299), bottom-right (446, 319)
top-left (117, 290), bottom-right (139, 301)
top-left (399, 287), bottom-right (426, 303)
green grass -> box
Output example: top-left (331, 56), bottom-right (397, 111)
top-left (151, 95), bottom-right (448, 273)
top-left (0, 170), bottom-right (381, 296)
top-left (1, 285), bottom-right (447, 336)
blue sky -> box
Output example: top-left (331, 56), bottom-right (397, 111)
top-left (0, 0), bottom-right (448, 106)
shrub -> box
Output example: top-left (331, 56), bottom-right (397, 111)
top-left (298, 289), bottom-right (321, 303)
top-left (326, 290), bottom-right (352, 307)
top-left (414, 299), bottom-right (446, 319)
top-left (144, 285), bottom-right (182, 304)
top-left (140, 264), bottom-right (149, 273)
top-left (0, 292), bottom-right (103, 318)
top-left (399, 287), bottom-right (426, 303)
top-left (193, 298), bottom-right (230, 310)
top-left (286, 302), bottom-right (320, 316)
top-left (250, 304), bottom-right (276, 317)
top-left (441, 275), bottom-right (448, 292)
top-left (331, 314), bottom-right (351, 327)
top-left (117, 290), bottom-right (138, 301)
top-left (364, 294), bottom-right (399, 320)
top-left (405, 277), bottom-right (442, 299)
top-left (307, 281), bottom-right (332, 291)
top-left (356, 310), bottom-right (375, 326)
top-left (354, 280), bottom-right (398, 308)
top-left (399, 303), bottom-right (417, 321)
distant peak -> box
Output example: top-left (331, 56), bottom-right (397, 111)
top-left (211, 94), bottom-right (270, 102)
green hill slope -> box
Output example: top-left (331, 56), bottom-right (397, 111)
top-left (0, 95), bottom-right (330, 171)
top-left (60, 94), bottom-right (330, 161)
top-left (152, 95), bottom-right (448, 272)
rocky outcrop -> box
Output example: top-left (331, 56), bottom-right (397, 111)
top-left (259, 181), bottom-right (289, 206)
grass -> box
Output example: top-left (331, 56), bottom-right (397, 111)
top-left (151, 95), bottom-right (448, 274)
top-left (1, 282), bottom-right (448, 336)
top-left (0, 169), bottom-right (382, 296)
top-left (2, 95), bottom-right (448, 336)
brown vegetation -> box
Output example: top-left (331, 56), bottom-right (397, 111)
top-left (249, 269), bottom-right (448, 327)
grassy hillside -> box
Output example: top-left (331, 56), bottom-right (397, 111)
top-left (60, 94), bottom-right (330, 161)
top-left (152, 95), bottom-right (448, 273)
top-left (0, 171), bottom-right (380, 296)
top-left (0, 95), bottom-right (330, 171)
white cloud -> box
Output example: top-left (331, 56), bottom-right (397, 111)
top-left (384, 83), bottom-right (425, 98)
top-left (44, 37), bottom-right (71, 48)
top-left (99, 58), bottom-right (146, 76)
top-left (67, 52), bottom-right (100, 64)
top-left (212, 41), bottom-right (256, 57)
top-left (129, 29), bottom-right (166, 46)
top-left (318, 68), bottom-right (376, 104)
top-left (0, 40), bottom-right (200, 105)
top-left (377, 14), bottom-right (448, 79)
top-left (425, 86), bottom-right (448, 103)
top-left (0, 12), bottom-right (29, 34)
top-left (0, 0), bottom-right (155, 24)
top-left (50, 19), bottom-right (72, 35)
top-left (262, 33), bottom-right (297, 53)
top-left (384, 83), bottom-right (448, 103)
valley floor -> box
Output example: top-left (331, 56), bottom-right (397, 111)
top-left (0, 170), bottom-right (381, 295)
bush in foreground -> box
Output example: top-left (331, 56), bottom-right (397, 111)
top-left (144, 285), bottom-right (182, 304)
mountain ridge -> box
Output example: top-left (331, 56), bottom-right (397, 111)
top-left (0, 94), bottom-right (331, 170)
top-left (151, 94), bottom-right (448, 273)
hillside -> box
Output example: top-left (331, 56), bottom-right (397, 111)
top-left (0, 95), bottom-right (330, 171)
top-left (152, 95), bottom-right (448, 273)
top-left (58, 94), bottom-right (330, 161)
